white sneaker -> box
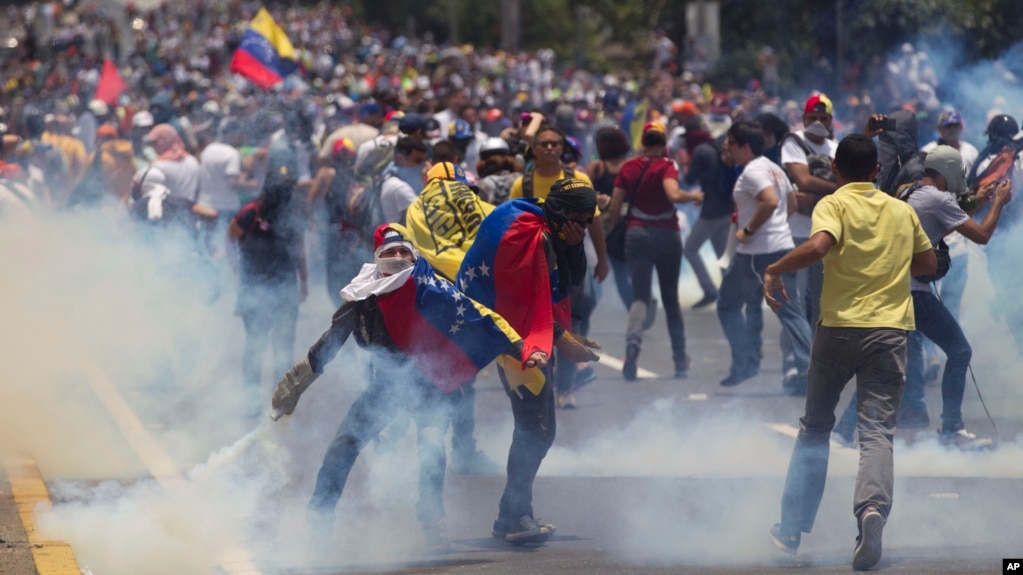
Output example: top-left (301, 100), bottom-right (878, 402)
top-left (938, 428), bottom-right (995, 451)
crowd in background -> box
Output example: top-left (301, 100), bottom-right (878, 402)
top-left (2, 0), bottom-right (1021, 428)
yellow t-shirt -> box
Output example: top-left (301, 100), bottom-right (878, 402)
top-left (509, 169), bottom-right (593, 201)
top-left (811, 182), bottom-right (932, 330)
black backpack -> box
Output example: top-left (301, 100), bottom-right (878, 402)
top-left (522, 166), bottom-right (575, 198)
top-left (781, 132), bottom-right (834, 215)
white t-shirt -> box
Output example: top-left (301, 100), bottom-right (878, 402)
top-left (380, 175), bottom-right (417, 223)
top-left (152, 155), bottom-right (202, 203)
top-left (780, 130), bottom-right (838, 238)
top-left (198, 142), bottom-right (242, 212)
top-left (733, 156), bottom-right (795, 255)
top-left (921, 140), bottom-right (979, 172)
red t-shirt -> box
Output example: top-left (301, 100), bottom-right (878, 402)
top-left (613, 155), bottom-right (680, 230)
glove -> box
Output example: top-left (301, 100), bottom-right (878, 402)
top-left (270, 356), bottom-right (319, 420)
top-left (555, 331), bottom-right (601, 363)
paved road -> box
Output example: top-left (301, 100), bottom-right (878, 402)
top-left (5, 262), bottom-right (1023, 575)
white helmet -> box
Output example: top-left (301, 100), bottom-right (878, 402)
top-left (479, 136), bottom-right (511, 159)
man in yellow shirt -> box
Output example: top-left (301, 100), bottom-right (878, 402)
top-left (761, 134), bottom-right (935, 571)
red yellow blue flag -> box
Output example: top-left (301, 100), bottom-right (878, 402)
top-left (229, 8), bottom-right (297, 89)
top-left (376, 257), bottom-right (520, 393)
top-left (458, 199), bottom-right (568, 368)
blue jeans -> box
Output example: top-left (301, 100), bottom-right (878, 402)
top-left (309, 355), bottom-right (453, 526)
top-left (907, 291), bottom-right (972, 433)
top-left (496, 361), bottom-right (557, 521)
top-left (780, 327), bottom-right (906, 534)
top-left (836, 290), bottom-right (972, 435)
top-left (717, 250), bottom-right (812, 378)
top-left (682, 215), bottom-right (730, 297)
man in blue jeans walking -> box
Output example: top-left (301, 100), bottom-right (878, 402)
top-left (762, 134), bottom-right (935, 570)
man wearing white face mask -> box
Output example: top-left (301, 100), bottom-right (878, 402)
top-left (779, 94), bottom-right (839, 394)
top-left (270, 223), bottom-right (541, 552)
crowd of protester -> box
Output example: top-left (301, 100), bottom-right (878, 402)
top-left (2, 0), bottom-right (1022, 565)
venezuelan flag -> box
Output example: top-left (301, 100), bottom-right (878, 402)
top-left (376, 257), bottom-right (521, 394)
top-left (458, 199), bottom-right (571, 391)
top-left (229, 8), bottom-right (297, 89)
top-left (622, 99), bottom-right (650, 151)
top-left (404, 179), bottom-right (494, 282)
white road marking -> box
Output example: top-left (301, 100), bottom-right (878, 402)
top-left (597, 355), bottom-right (658, 379)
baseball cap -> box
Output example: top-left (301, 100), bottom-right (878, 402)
top-left (399, 113), bottom-right (427, 135)
top-left (358, 101), bottom-right (382, 117)
top-left (448, 119), bottom-right (474, 140)
top-left (804, 94), bottom-right (834, 116)
top-left (938, 110), bottom-right (963, 127)
top-left (643, 121), bottom-right (667, 134)
top-left (426, 161), bottom-right (469, 185)
top-left (671, 99), bottom-right (698, 116)
top-left (925, 145), bottom-right (967, 196)
top-left (332, 137), bottom-right (357, 160)
top-left (96, 124), bottom-right (119, 139)
top-left (372, 223), bottom-right (415, 257)
top-left (424, 118), bottom-right (441, 139)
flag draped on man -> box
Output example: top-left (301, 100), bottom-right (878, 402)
top-left (458, 198), bottom-right (570, 394)
top-left (229, 7), bottom-right (298, 89)
top-left (376, 256), bottom-right (522, 394)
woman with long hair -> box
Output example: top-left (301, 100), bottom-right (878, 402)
top-left (609, 123), bottom-right (703, 380)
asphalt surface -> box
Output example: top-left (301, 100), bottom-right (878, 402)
top-left (5, 259), bottom-right (1023, 575)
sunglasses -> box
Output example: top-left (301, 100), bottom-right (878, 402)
top-left (537, 140), bottom-right (562, 149)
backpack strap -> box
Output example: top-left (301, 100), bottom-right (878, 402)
top-left (524, 164), bottom-right (577, 198)
top-left (522, 168), bottom-right (534, 198)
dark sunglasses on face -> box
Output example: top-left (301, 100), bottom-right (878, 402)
top-left (537, 140), bottom-right (562, 149)
top-left (569, 217), bottom-right (593, 226)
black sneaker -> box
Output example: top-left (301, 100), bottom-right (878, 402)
top-left (674, 355), bottom-right (690, 379)
top-left (623, 343), bottom-right (640, 381)
top-left (852, 506), bottom-right (884, 570)
top-left (720, 368), bottom-right (757, 387)
top-left (769, 523), bottom-right (800, 555)
top-left (497, 516), bottom-right (552, 545)
top-left (492, 516), bottom-right (556, 539)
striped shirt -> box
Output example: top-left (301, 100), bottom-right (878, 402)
top-left (901, 183), bottom-right (969, 292)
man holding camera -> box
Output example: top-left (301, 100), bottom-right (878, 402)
top-left (897, 146), bottom-right (1011, 448)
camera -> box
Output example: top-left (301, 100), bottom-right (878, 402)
top-left (957, 192), bottom-right (978, 213)
top-left (869, 116), bottom-right (897, 131)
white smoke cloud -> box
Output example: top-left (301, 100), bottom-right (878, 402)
top-left (4, 201), bottom-right (1022, 574)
